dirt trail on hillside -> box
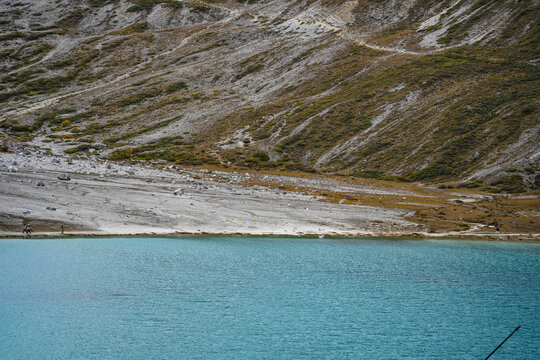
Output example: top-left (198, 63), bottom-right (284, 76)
top-left (2, 1), bottom-right (428, 121)
top-left (2, 7), bottom-right (232, 119)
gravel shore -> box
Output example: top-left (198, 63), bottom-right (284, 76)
top-left (1, 149), bottom-right (538, 242)
top-left (0, 150), bottom-right (421, 237)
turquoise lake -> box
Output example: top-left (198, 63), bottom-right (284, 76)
top-left (0, 236), bottom-right (538, 359)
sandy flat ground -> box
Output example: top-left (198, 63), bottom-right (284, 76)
top-left (1, 150), bottom-right (538, 241)
top-left (0, 151), bottom-right (422, 237)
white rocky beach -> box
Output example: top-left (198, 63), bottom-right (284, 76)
top-left (0, 145), bottom-right (423, 238)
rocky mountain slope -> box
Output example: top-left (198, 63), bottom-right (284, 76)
top-left (0, 0), bottom-right (539, 192)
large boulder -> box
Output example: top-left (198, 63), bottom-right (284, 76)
top-left (57, 173), bottom-right (71, 181)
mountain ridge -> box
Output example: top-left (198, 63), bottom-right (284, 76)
top-left (0, 0), bottom-right (538, 192)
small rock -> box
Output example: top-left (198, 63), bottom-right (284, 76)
top-left (8, 165), bottom-right (18, 173)
top-left (57, 173), bottom-right (71, 181)
top-left (23, 211), bottom-right (30, 215)
top-left (36, 181), bottom-right (45, 187)
top-left (46, 206), bottom-right (56, 211)
top-left (339, 199), bottom-right (345, 204)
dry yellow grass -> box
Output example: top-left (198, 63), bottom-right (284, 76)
top-left (195, 164), bottom-right (540, 236)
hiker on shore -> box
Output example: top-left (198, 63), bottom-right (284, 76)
top-left (23, 223), bottom-right (32, 235)
top-left (61, 224), bottom-right (65, 234)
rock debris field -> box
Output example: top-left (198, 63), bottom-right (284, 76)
top-left (0, 148), bottom-right (419, 237)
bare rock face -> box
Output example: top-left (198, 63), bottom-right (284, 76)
top-left (353, 0), bottom-right (421, 31)
top-left (0, 0), bottom-right (538, 188)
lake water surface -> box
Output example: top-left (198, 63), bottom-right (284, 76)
top-left (0, 236), bottom-right (539, 359)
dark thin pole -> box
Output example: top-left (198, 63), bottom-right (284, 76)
top-left (484, 325), bottom-right (521, 360)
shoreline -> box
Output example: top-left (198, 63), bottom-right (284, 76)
top-left (1, 151), bottom-right (539, 241)
top-left (2, 230), bottom-right (540, 243)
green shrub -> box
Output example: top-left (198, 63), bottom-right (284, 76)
top-left (64, 144), bottom-right (92, 154)
top-left (109, 148), bottom-right (133, 160)
top-left (274, 144), bottom-right (284, 153)
top-left (118, 89), bottom-right (162, 107)
top-left (458, 181), bottom-right (482, 188)
top-left (112, 22), bottom-right (148, 35)
top-left (254, 151), bottom-right (269, 161)
top-left (127, 0), bottom-right (183, 11)
top-left (283, 162), bottom-right (316, 173)
top-left (235, 64), bottom-right (264, 80)
top-left (533, 174), bottom-right (540, 189)
top-left (166, 81), bottom-right (188, 93)
top-left (7, 125), bottom-right (34, 132)
top-left (490, 175), bottom-right (526, 193)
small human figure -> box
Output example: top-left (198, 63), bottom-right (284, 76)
top-left (26, 224), bottom-right (31, 235)
top-left (496, 226), bottom-right (500, 234)
top-left (22, 224), bottom-right (28, 234)
top-left (61, 224), bottom-right (65, 234)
